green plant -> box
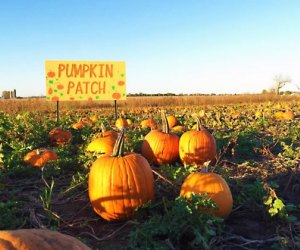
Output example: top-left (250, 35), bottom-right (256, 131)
top-left (279, 141), bottom-right (300, 160)
top-left (40, 178), bottom-right (55, 211)
top-left (0, 200), bottom-right (25, 230)
top-left (129, 194), bottom-right (224, 249)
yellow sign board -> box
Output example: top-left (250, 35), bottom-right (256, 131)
top-left (45, 61), bottom-right (126, 101)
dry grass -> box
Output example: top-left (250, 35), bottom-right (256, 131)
top-left (0, 94), bottom-right (299, 114)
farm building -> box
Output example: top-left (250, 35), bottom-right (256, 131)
top-left (1, 89), bottom-right (17, 99)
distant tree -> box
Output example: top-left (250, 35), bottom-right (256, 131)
top-left (273, 74), bottom-right (292, 95)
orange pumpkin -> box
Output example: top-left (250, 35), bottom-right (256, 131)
top-left (231, 111), bottom-right (240, 119)
top-left (179, 116), bottom-right (216, 167)
top-left (0, 228), bottom-right (90, 250)
top-left (141, 111), bottom-right (179, 165)
top-left (171, 125), bottom-right (186, 132)
top-left (283, 110), bottom-right (295, 120)
top-left (49, 128), bottom-right (72, 146)
top-left (23, 148), bottom-right (58, 168)
top-left (180, 171), bottom-right (233, 218)
top-left (86, 129), bottom-right (118, 156)
top-left (140, 118), bottom-right (158, 130)
top-left (72, 121), bottom-right (85, 130)
top-left (88, 129), bottom-right (155, 221)
top-left (81, 116), bottom-right (93, 127)
top-left (126, 119), bottom-right (133, 125)
top-left (166, 115), bottom-right (178, 128)
top-left (115, 117), bottom-right (128, 130)
top-left (90, 114), bottom-right (98, 123)
top-left (274, 111), bottom-right (284, 120)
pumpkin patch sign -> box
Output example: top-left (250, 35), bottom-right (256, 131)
top-left (45, 61), bottom-right (126, 101)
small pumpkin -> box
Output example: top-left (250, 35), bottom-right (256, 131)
top-left (274, 111), bottom-right (284, 120)
top-left (115, 117), bottom-right (128, 130)
top-left (88, 129), bottom-right (155, 221)
top-left (86, 124), bottom-right (118, 156)
top-left (81, 116), bottom-right (93, 127)
top-left (231, 111), bottom-right (240, 119)
top-left (0, 228), bottom-right (90, 250)
top-left (23, 148), bottom-right (58, 168)
top-left (166, 115), bottom-right (178, 128)
top-left (171, 125), bottom-right (186, 132)
top-left (126, 118), bottom-right (133, 125)
top-left (141, 111), bottom-right (179, 165)
top-left (49, 128), bottom-right (72, 146)
top-left (180, 171), bottom-right (233, 218)
top-left (179, 116), bottom-right (216, 167)
top-left (282, 110), bottom-right (295, 120)
top-left (140, 118), bottom-right (158, 130)
top-left (72, 121), bottom-right (85, 130)
top-left (90, 114), bottom-right (98, 123)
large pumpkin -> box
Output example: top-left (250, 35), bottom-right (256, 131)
top-left (88, 129), bottom-right (155, 221)
top-left (141, 111), bottom-right (179, 165)
top-left (179, 116), bottom-right (216, 167)
top-left (23, 148), bottom-right (58, 168)
top-left (0, 228), bottom-right (90, 250)
top-left (180, 171), bottom-right (233, 218)
top-left (49, 128), bottom-right (72, 146)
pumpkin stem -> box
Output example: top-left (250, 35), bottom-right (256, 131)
top-left (112, 128), bottom-right (125, 157)
top-left (100, 122), bottom-right (107, 137)
top-left (194, 116), bottom-right (203, 131)
top-left (161, 110), bottom-right (170, 134)
top-left (200, 161), bottom-right (211, 173)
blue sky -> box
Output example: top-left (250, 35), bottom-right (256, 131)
top-left (1, 0), bottom-right (300, 97)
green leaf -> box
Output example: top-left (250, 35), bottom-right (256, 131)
top-left (287, 215), bottom-right (297, 222)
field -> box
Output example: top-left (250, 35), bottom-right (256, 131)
top-left (0, 94), bottom-right (300, 249)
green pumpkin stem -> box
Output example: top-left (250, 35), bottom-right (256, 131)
top-left (161, 110), bottom-right (170, 134)
top-left (112, 128), bottom-right (125, 157)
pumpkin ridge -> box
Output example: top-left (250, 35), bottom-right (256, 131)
top-left (101, 159), bottom-right (110, 219)
top-left (160, 134), bottom-right (167, 163)
top-left (110, 157), bottom-right (117, 219)
top-left (119, 156), bottom-right (131, 217)
top-left (122, 156), bottom-right (131, 215)
top-left (126, 155), bottom-right (141, 208)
